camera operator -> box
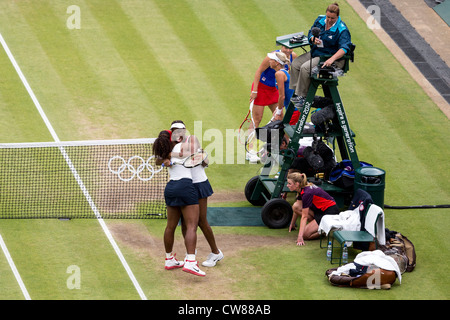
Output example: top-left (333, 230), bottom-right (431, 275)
top-left (289, 3), bottom-right (352, 107)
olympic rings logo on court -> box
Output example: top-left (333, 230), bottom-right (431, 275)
top-left (108, 155), bottom-right (163, 182)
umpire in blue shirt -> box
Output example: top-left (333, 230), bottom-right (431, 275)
top-left (290, 3), bottom-right (352, 106)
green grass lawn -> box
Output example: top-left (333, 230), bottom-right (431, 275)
top-left (0, 0), bottom-right (449, 301)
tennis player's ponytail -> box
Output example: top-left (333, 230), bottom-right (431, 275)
top-left (153, 130), bottom-right (172, 160)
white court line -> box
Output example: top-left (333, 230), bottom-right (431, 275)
top-left (0, 32), bottom-right (147, 300)
top-left (0, 233), bottom-right (31, 300)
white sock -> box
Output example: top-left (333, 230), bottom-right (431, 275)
top-left (166, 252), bottom-right (173, 259)
top-left (186, 254), bottom-right (196, 261)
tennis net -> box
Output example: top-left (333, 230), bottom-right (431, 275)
top-left (0, 139), bottom-right (168, 219)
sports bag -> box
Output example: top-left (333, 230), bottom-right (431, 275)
top-left (326, 267), bottom-right (397, 289)
top-left (255, 120), bottom-right (284, 144)
top-left (380, 229), bottom-right (416, 273)
top-left (329, 160), bottom-right (372, 189)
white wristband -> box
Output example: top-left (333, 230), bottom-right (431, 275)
top-left (276, 108), bottom-right (282, 115)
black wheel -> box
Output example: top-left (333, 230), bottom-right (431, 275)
top-left (261, 198), bottom-right (293, 229)
top-left (244, 176), bottom-right (268, 206)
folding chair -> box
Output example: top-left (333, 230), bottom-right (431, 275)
top-left (330, 203), bottom-right (384, 265)
top-left (319, 188), bottom-right (373, 249)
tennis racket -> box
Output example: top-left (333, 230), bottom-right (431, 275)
top-left (238, 101), bottom-right (255, 145)
top-left (245, 129), bottom-right (266, 157)
top-left (170, 150), bottom-right (208, 168)
top-left (246, 106), bottom-right (283, 157)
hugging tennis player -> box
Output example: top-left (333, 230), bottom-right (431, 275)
top-left (153, 121), bottom-right (223, 277)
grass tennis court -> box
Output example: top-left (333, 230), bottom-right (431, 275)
top-left (0, 0), bottom-right (449, 303)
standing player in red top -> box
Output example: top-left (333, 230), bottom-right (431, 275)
top-left (248, 46), bottom-right (296, 163)
top-left (287, 172), bottom-right (340, 246)
top-left (250, 46), bottom-right (297, 129)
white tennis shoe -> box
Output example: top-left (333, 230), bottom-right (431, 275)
top-left (246, 152), bottom-right (260, 163)
top-left (183, 260), bottom-right (206, 277)
top-left (202, 249), bottom-right (224, 267)
top-left (164, 254), bottom-right (184, 270)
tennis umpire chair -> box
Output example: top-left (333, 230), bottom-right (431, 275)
top-left (247, 36), bottom-right (359, 228)
top-left (330, 202), bottom-right (385, 265)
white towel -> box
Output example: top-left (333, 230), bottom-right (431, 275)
top-left (354, 250), bottom-right (402, 283)
top-left (331, 250), bottom-right (402, 284)
top-left (364, 204), bottom-right (386, 245)
top-left (317, 207), bottom-right (361, 235)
